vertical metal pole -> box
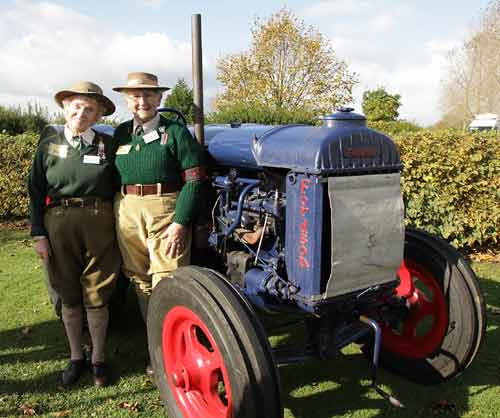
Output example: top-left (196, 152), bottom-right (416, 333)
top-left (192, 14), bottom-right (205, 145)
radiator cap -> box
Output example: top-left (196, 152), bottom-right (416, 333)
top-left (322, 107), bottom-right (366, 128)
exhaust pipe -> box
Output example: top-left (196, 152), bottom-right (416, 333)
top-left (191, 14), bottom-right (205, 145)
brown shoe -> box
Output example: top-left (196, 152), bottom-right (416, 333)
top-left (92, 362), bottom-right (108, 387)
top-left (62, 359), bottom-right (86, 386)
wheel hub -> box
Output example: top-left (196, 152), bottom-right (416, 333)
top-left (162, 306), bottom-right (232, 418)
top-left (381, 260), bottom-right (449, 358)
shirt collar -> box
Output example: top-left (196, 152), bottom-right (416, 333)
top-left (64, 126), bottom-right (95, 148)
top-left (133, 113), bottom-right (160, 135)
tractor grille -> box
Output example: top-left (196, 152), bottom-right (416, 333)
top-left (324, 173), bottom-right (405, 298)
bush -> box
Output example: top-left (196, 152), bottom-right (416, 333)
top-left (394, 129), bottom-right (500, 252)
top-left (0, 132), bottom-right (38, 219)
top-left (1, 129), bottom-right (499, 254)
top-left (368, 120), bottom-right (422, 136)
top-left (0, 103), bottom-right (49, 134)
top-left (207, 103), bottom-right (316, 125)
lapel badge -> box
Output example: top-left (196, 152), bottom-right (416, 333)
top-left (98, 141), bottom-right (106, 160)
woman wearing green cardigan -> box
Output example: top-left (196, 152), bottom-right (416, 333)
top-left (28, 82), bottom-right (120, 387)
top-left (112, 72), bottom-right (205, 375)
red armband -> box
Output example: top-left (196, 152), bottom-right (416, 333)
top-left (181, 166), bottom-right (207, 183)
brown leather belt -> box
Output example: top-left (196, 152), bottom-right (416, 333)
top-left (122, 183), bottom-right (179, 196)
top-left (47, 197), bottom-right (106, 209)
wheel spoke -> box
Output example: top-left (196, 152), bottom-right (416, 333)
top-left (417, 293), bottom-right (437, 317)
top-left (206, 350), bottom-right (223, 370)
top-left (184, 325), bottom-right (208, 359)
top-left (174, 323), bottom-right (188, 363)
top-left (199, 368), bottom-right (228, 416)
top-left (402, 312), bottom-right (420, 338)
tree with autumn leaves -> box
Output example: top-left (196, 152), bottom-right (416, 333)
top-left (438, 0), bottom-right (500, 128)
top-left (213, 8), bottom-right (357, 123)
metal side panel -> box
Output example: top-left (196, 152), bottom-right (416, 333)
top-left (325, 173), bottom-right (404, 298)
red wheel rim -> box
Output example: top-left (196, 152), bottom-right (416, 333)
top-left (381, 260), bottom-right (449, 358)
top-left (162, 306), bottom-right (233, 418)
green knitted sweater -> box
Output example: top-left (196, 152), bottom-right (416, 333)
top-left (114, 115), bottom-right (205, 225)
top-left (29, 130), bottom-right (119, 236)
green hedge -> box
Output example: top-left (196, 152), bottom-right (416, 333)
top-left (368, 120), bottom-right (422, 136)
top-left (1, 129), bottom-right (499, 253)
top-left (394, 129), bottom-right (500, 252)
top-left (0, 104), bottom-right (49, 135)
top-left (207, 103), bottom-right (316, 125)
top-left (0, 132), bottom-right (38, 219)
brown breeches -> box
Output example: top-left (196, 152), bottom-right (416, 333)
top-left (44, 202), bottom-right (120, 308)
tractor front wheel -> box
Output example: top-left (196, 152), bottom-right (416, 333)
top-left (147, 266), bottom-right (282, 418)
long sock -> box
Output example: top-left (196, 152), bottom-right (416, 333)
top-left (136, 292), bottom-right (150, 324)
top-left (86, 305), bottom-right (109, 364)
top-left (61, 305), bottom-right (84, 360)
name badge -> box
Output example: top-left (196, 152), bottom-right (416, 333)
top-left (143, 131), bottom-right (160, 144)
top-left (48, 143), bottom-right (68, 158)
top-left (116, 145), bottom-right (132, 155)
top-left (83, 155), bottom-right (101, 164)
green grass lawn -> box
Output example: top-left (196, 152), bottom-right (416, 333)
top-left (1, 227), bottom-right (499, 418)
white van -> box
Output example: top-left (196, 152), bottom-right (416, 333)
top-left (468, 113), bottom-right (499, 131)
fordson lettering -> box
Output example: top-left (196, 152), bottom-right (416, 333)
top-left (299, 178), bottom-right (311, 269)
top-left (344, 146), bottom-right (378, 158)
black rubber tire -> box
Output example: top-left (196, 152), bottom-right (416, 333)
top-left (147, 266), bottom-right (282, 418)
top-left (373, 227), bottom-right (486, 384)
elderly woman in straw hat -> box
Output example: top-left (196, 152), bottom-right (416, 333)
top-left (28, 81), bottom-right (121, 387)
top-left (112, 72), bottom-right (205, 374)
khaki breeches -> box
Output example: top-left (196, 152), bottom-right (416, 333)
top-left (114, 192), bottom-right (191, 295)
top-left (44, 202), bottom-right (120, 308)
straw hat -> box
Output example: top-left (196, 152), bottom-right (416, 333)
top-left (113, 72), bottom-right (170, 92)
top-left (54, 81), bottom-right (115, 116)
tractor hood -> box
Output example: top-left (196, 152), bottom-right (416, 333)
top-left (204, 114), bottom-right (401, 175)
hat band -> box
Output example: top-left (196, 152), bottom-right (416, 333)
top-left (128, 79), bottom-right (157, 87)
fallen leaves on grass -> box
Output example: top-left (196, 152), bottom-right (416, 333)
top-left (19, 403), bottom-right (37, 415)
top-left (470, 252), bottom-right (500, 263)
top-left (53, 411), bottom-right (71, 417)
top-left (118, 401), bottom-right (140, 413)
top-left (431, 399), bottom-right (456, 414)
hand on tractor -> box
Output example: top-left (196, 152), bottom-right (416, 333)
top-left (162, 222), bottom-right (188, 258)
top-left (34, 238), bottom-right (51, 262)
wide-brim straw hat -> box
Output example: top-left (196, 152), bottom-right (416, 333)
top-left (54, 81), bottom-right (115, 116)
top-left (113, 72), bottom-right (170, 92)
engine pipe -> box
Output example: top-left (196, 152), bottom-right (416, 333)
top-left (213, 177), bottom-right (261, 236)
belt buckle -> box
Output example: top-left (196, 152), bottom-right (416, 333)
top-left (136, 184), bottom-right (143, 197)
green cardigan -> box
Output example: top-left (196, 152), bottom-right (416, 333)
top-left (114, 115), bottom-right (205, 225)
top-left (28, 130), bottom-right (119, 236)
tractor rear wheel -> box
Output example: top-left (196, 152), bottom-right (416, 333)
top-left (375, 228), bottom-right (486, 384)
top-left (147, 266), bottom-right (282, 418)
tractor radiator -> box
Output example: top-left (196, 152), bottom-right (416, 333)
top-left (325, 173), bottom-right (404, 298)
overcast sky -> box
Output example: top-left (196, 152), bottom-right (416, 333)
top-left (0, 0), bottom-right (491, 126)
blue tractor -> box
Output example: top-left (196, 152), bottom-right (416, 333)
top-left (147, 108), bottom-right (486, 418)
